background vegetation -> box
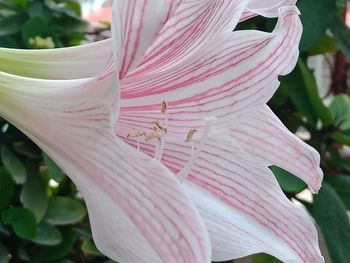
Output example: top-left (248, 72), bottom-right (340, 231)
top-left (0, 0), bottom-right (350, 262)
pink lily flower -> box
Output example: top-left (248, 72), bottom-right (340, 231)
top-left (0, 1), bottom-right (324, 263)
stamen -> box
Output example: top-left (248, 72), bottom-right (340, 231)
top-left (145, 130), bottom-right (162, 141)
top-left (161, 100), bottom-right (168, 127)
top-left (185, 129), bottom-right (197, 143)
top-left (127, 131), bottom-right (146, 139)
top-left (161, 100), bottom-right (168, 114)
top-left (177, 117), bottom-right (216, 182)
top-left (137, 140), bottom-right (141, 151)
top-left (154, 121), bottom-right (168, 134)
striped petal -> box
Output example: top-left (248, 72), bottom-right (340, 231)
top-left (241, 0), bottom-right (297, 21)
top-left (230, 105), bottom-right (323, 192)
top-left (156, 137), bottom-right (323, 262)
top-left (0, 39), bottom-right (113, 79)
top-left (129, 0), bottom-right (248, 76)
top-left (0, 71), bottom-right (211, 263)
top-left (118, 6), bottom-right (301, 138)
top-left (112, 0), bottom-right (182, 78)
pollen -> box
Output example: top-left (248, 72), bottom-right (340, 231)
top-left (185, 129), bottom-right (198, 143)
top-left (154, 121), bottom-right (168, 134)
top-left (127, 131), bottom-right (146, 139)
top-left (145, 130), bottom-right (162, 141)
top-left (161, 100), bottom-right (168, 114)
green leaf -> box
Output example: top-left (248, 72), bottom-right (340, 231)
top-left (10, 0), bottom-right (29, 10)
top-left (309, 34), bottom-right (338, 56)
top-left (33, 228), bottom-right (76, 261)
top-left (0, 167), bottom-right (15, 209)
top-left (28, 2), bottom-right (52, 23)
top-left (0, 14), bottom-right (28, 37)
top-left (298, 0), bottom-right (336, 51)
top-left (327, 175), bottom-right (350, 209)
top-left (45, 197), bottom-right (86, 225)
top-left (270, 165), bottom-right (307, 193)
top-left (313, 182), bottom-right (350, 263)
top-left (331, 132), bottom-right (350, 146)
top-left (32, 221), bottom-right (62, 246)
top-left (283, 69), bottom-right (318, 126)
top-left (328, 13), bottom-right (350, 63)
top-left (22, 17), bottom-right (49, 47)
top-left (81, 238), bottom-right (102, 256)
top-left (284, 59), bottom-right (333, 126)
top-left (20, 161), bottom-right (49, 222)
top-left (43, 154), bottom-right (65, 182)
top-left (0, 241), bottom-right (10, 263)
top-left (330, 94), bottom-right (350, 130)
top-left (298, 60), bottom-right (333, 126)
top-left (253, 253), bottom-right (282, 263)
top-left (12, 141), bottom-right (41, 158)
top-left (49, 260), bottom-right (74, 263)
top-left (1, 146), bottom-right (26, 184)
top-left (2, 207), bottom-right (37, 239)
top-left (337, 0), bottom-right (347, 12)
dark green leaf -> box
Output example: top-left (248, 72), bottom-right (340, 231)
top-left (331, 132), bottom-right (350, 146)
top-left (12, 141), bottom-right (41, 158)
top-left (1, 146), bottom-right (26, 184)
top-left (0, 168), bottom-right (15, 209)
top-left (33, 228), bottom-right (76, 261)
top-left (309, 34), bottom-right (338, 56)
top-left (82, 238), bottom-right (102, 256)
top-left (28, 2), bottom-right (51, 23)
top-left (270, 165), bottom-right (307, 193)
top-left (0, 241), bottom-right (10, 263)
top-left (337, 0), bottom-right (347, 12)
top-left (0, 14), bottom-right (28, 37)
top-left (2, 207), bottom-right (37, 239)
top-left (10, 0), bottom-right (29, 10)
top-left (330, 94), bottom-right (350, 130)
top-left (20, 161), bottom-right (49, 222)
top-left (327, 175), bottom-right (350, 209)
top-left (32, 221), bottom-right (62, 246)
top-left (22, 17), bottom-right (49, 48)
top-left (48, 260), bottom-right (74, 263)
top-left (298, 60), bottom-right (333, 126)
top-left (43, 154), bottom-right (65, 182)
top-left (298, 0), bottom-right (336, 51)
top-left (328, 13), bottom-right (350, 63)
top-left (45, 197), bottom-right (86, 225)
top-left (253, 253), bottom-right (282, 263)
top-left (284, 59), bottom-right (333, 126)
top-left (313, 182), bottom-right (350, 263)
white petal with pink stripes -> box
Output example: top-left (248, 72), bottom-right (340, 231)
top-left (230, 105), bottom-right (323, 193)
top-left (0, 70), bottom-right (211, 263)
top-left (118, 6), bottom-right (301, 141)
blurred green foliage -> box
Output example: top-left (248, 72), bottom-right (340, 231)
top-left (1, 0), bottom-right (350, 262)
top-left (0, 0), bottom-right (87, 48)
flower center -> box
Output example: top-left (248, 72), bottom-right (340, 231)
top-left (126, 101), bottom-right (215, 181)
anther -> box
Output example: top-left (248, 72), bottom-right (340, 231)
top-left (185, 129), bottom-right (197, 143)
top-left (161, 100), bottom-right (168, 114)
top-left (154, 121), bottom-right (168, 134)
top-left (145, 130), bottom-right (162, 141)
top-left (127, 131), bottom-right (146, 139)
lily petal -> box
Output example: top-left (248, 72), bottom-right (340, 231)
top-left (230, 105), bottom-right (323, 192)
top-left (157, 137), bottom-right (323, 262)
top-left (112, 0), bottom-right (182, 78)
top-left (118, 6), bottom-right (301, 138)
top-left (241, 0), bottom-right (297, 21)
top-left (0, 71), bottom-right (211, 263)
top-left (129, 0), bottom-right (248, 76)
top-left (0, 39), bottom-right (113, 79)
